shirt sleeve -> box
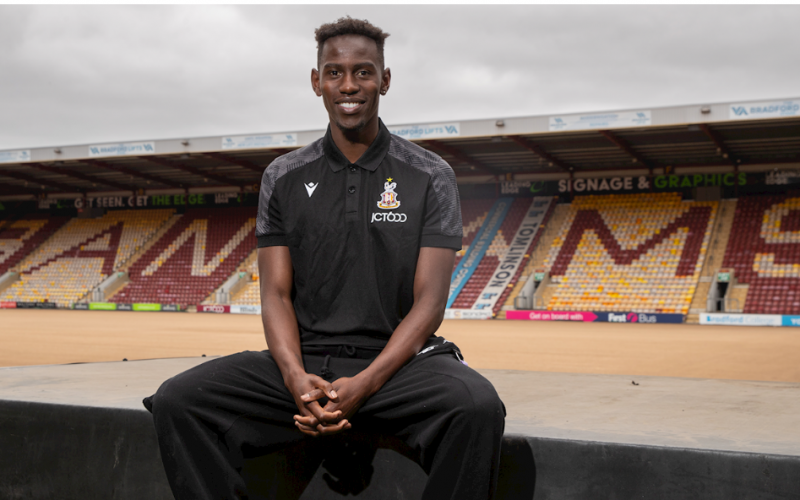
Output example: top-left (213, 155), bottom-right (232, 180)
top-left (420, 158), bottom-right (463, 250)
top-left (256, 164), bottom-right (288, 247)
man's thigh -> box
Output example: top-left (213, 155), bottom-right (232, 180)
top-left (153, 350), bottom-right (299, 433)
top-left (356, 352), bottom-right (505, 434)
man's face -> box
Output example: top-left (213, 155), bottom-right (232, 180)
top-left (312, 34), bottom-right (390, 135)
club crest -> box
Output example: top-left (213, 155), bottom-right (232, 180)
top-left (377, 178), bottom-right (401, 210)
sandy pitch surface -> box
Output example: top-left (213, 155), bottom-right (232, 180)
top-left (2, 309), bottom-right (799, 382)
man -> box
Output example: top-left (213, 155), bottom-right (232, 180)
top-left (147, 17), bottom-right (505, 499)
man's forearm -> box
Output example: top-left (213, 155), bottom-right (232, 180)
top-left (357, 296), bottom-right (445, 395)
top-left (258, 246), bottom-right (305, 384)
top-left (261, 291), bottom-right (305, 383)
top-left (354, 246), bottom-right (454, 396)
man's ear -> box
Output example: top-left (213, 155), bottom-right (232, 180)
top-left (381, 67), bottom-right (391, 95)
top-left (311, 68), bottom-right (322, 97)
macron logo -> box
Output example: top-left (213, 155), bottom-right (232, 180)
top-left (304, 182), bottom-right (318, 197)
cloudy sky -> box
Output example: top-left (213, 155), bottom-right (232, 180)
top-left (1, 4), bottom-right (799, 150)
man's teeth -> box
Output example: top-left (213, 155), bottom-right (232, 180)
top-left (339, 102), bottom-right (360, 109)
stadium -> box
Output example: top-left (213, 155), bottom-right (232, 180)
top-left (2, 96), bottom-right (800, 498)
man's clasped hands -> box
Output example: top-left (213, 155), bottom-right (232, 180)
top-left (287, 371), bottom-right (377, 436)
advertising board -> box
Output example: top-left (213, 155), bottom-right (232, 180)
top-left (117, 303), bottom-right (133, 311)
top-left (507, 310), bottom-right (684, 324)
top-left (231, 305), bottom-right (261, 315)
top-left (162, 304), bottom-right (181, 312)
top-left (0, 301), bottom-right (17, 309)
top-left (471, 197), bottom-right (551, 312)
top-left (0, 149), bottom-right (31, 163)
top-left (88, 141), bottom-right (155, 158)
top-left (132, 303), bottom-right (162, 312)
top-left (699, 313), bottom-right (782, 327)
top-left (72, 303), bottom-right (89, 310)
top-left (197, 304), bottom-right (230, 313)
top-left (443, 309), bottom-right (492, 320)
top-left (387, 122), bottom-right (460, 140)
top-left (222, 134), bottom-right (297, 150)
top-left (89, 302), bottom-right (117, 311)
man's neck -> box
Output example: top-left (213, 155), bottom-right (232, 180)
top-left (330, 118), bottom-right (380, 164)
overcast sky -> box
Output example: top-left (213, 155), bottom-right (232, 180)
top-left (1, 4), bottom-right (799, 150)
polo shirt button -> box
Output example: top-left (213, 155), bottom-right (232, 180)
top-left (349, 166), bottom-right (357, 173)
top-left (348, 186), bottom-right (356, 194)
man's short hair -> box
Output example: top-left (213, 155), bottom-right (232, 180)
top-left (315, 17), bottom-right (390, 69)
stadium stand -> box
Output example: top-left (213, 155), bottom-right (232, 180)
top-left (1, 210), bottom-right (174, 307)
top-left (722, 195), bottom-right (800, 314)
top-left (502, 203), bottom-right (571, 311)
top-left (454, 198), bottom-right (496, 268)
top-left (112, 207), bottom-right (256, 306)
top-left (228, 252), bottom-right (260, 305)
top-left (541, 193), bottom-right (716, 314)
top-left (0, 216), bottom-right (69, 275)
top-left (451, 198), bottom-right (549, 310)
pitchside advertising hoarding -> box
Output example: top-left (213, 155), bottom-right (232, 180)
top-left (506, 310), bottom-right (685, 324)
top-left (699, 313), bottom-right (800, 327)
top-left (197, 304), bottom-right (261, 315)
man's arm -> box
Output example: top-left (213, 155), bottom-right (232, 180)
top-left (258, 246), bottom-right (349, 436)
top-left (296, 246), bottom-right (455, 432)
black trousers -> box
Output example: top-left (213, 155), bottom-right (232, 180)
top-left (148, 340), bottom-right (505, 500)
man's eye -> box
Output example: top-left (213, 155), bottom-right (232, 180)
top-left (329, 70), bottom-right (339, 76)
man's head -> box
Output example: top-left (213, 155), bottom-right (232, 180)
top-left (311, 17), bottom-right (391, 137)
top-left (315, 17), bottom-right (389, 70)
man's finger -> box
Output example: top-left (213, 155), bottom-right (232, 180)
top-left (294, 414), bottom-right (319, 428)
top-left (316, 419), bottom-right (350, 436)
top-left (300, 388), bottom-right (325, 402)
top-left (305, 401), bottom-right (342, 424)
top-left (295, 420), bottom-right (319, 437)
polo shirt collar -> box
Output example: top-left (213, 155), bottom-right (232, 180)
top-left (323, 119), bottom-right (391, 173)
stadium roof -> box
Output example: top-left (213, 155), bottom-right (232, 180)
top-left (1, 96), bottom-right (799, 199)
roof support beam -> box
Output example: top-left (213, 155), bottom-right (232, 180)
top-left (28, 162), bottom-right (134, 192)
top-left (421, 140), bottom-right (503, 177)
top-left (81, 159), bottom-right (184, 189)
top-left (598, 130), bottom-right (653, 171)
top-left (507, 135), bottom-right (572, 172)
top-left (142, 156), bottom-right (239, 187)
top-left (203, 153), bottom-right (265, 174)
top-left (698, 124), bottom-right (738, 167)
top-left (0, 169), bottom-right (77, 192)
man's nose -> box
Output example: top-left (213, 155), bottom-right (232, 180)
top-left (339, 73), bottom-right (358, 94)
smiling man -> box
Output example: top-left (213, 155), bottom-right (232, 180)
top-left (147, 17), bottom-right (505, 500)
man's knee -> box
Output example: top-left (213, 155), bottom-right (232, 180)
top-left (442, 375), bottom-right (505, 428)
top-left (151, 371), bottom-right (204, 423)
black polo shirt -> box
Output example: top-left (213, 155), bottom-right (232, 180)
top-left (256, 120), bottom-right (462, 347)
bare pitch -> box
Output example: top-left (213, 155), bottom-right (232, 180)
top-left (1, 309), bottom-right (798, 383)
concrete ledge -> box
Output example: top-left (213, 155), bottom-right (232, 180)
top-left (2, 358), bottom-right (800, 499)
top-left (1, 398), bottom-right (798, 499)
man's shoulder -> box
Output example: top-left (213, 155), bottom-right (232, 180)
top-left (387, 134), bottom-right (452, 176)
top-left (263, 137), bottom-right (325, 183)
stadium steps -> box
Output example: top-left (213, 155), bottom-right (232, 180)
top-left (502, 203), bottom-right (571, 310)
top-left (203, 249), bottom-right (258, 305)
top-left (699, 199), bottom-right (737, 279)
top-left (726, 284), bottom-right (749, 313)
top-left (118, 214), bottom-right (183, 274)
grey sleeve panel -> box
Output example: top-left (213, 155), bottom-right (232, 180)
top-left (387, 135), bottom-right (463, 238)
top-left (256, 139), bottom-right (325, 239)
